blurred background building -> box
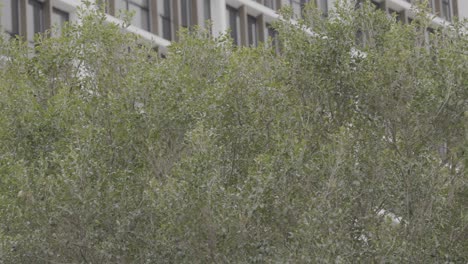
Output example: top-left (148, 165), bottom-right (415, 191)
top-left (1, 0), bottom-right (467, 52)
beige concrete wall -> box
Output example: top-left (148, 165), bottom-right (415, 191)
top-left (456, 0), bottom-right (468, 19)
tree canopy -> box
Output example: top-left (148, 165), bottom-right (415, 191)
top-left (0, 1), bottom-right (467, 262)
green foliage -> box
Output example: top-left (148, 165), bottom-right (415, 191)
top-left (0, 2), bottom-right (466, 262)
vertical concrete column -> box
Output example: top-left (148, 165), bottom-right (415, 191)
top-left (457, 0), bottom-right (468, 19)
top-left (211, 0), bottom-right (226, 37)
top-left (279, 0), bottom-right (288, 8)
top-left (257, 14), bottom-right (266, 43)
top-left (328, 0), bottom-right (338, 12)
top-left (276, 0), bottom-right (281, 9)
top-left (381, 0), bottom-right (387, 12)
top-left (150, 1), bottom-right (159, 35)
top-left (172, 0), bottom-right (180, 40)
top-left (434, 0), bottom-right (441, 16)
top-left (44, 0), bottom-right (52, 31)
top-left (239, 5), bottom-right (247, 46)
top-left (108, 0), bottom-right (116, 16)
top-left (191, 0), bottom-right (199, 26)
top-left (452, 0), bottom-right (458, 18)
top-left (400, 9), bottom-right (408, 24)
top-left (19, 0), bottom-right (27, 38)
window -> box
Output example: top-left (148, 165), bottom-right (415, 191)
top-left (27, 0), bottom-right (45, 42)
top-left (1, 0), bottom-right (19, 36)
top-left (201, 0), bottom-right (211, 31)
top-left (51, 8), bottom-right (69, 36)
top-left (290, 0), bottom-right (309, 18)
top-left (319, 0), bottom-right (328, 17)
top-left (371, 0), bottom-right (383, 10)
top-left (0, 0), bottom-right (12, 33)
top-left (389, 9), bottom-right (404, 22)
top-left (159, 0), bottom-right (172, 40)
top-left (247, 15), bottom-right (258, 47)
top-left (263, 0), bottom-right (277, 10)
top-left (427, 27), bottom-right (435, 34)
top-left (226, 5), bottom-right (240, 45)
top-left (180, 0), bottom-right (194, 29)
top-left (3, 1), bottom-right (67, 40)
top-left (428, 0), bottom-right (435, 13)
top-left (96, 0), bottom-right (110, 13)
top-left (116, 0), bottom-right (150, 31)
top-left (441, 0), bottom-right (452, 22)
top-left (204, 0), bottom-right (211, 23)
top-left (267, 24), bottom-right (276, 40)
top-left (51, 8), bottom-right (69, 26)
top-left (289, 0), bottom-right (301, 18)
top-left (267, 23), bottom-right (279, 52)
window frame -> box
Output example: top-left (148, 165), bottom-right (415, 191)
top-left (371, 0), bottom-right (383, 10)
top-left (428, 0), bottom-right (436, 13)
top-left (226, 5), bottom-right (240, 46)
top-left (203, 0), bottom-right (211, 23)
top-left (1, 0), bottom-right (20, 36)
top-left (159, 0), bottom-right (172, 40)
top-left (51, 7), bottom-right (69, 36)
top-left (300, 0), bottom-right (310, 15)
top-left (289, 0), bottom-right (302, 18)
top-left (180, 0), bottom-right (193, 29)
top-left (441, 0), bottom-right (452, 22)
top-left (51, 8), bottom-right (69, 25)
top-left (27, 0), bottom-right (46, 42)
top-left (319, 0), bottom-right (328, 17)
top-left (247, 15), bottom-right (258, 47)
top-left (116, 0), bottom-right (151, 31)
top-left (266, 23), bottom-right (279, 52)
top-left (263, 0), bottom-right (277, 10)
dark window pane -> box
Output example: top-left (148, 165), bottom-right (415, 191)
top-left (1, 0), bottom-right (12, 32)
top-left (1, 0), bottom-right (19, 35)
top-left (442, 0), bottom-right (452, 21)
top-left (131, 0), bottom-right (148, 7)
top-left (116, 0), bottom-right (150, 30)
top-left (371, 0), bottom-right (382, 10)
top-left (289, 0), bottom-right (300, 17)
top-left (27, 0), bottom-right (45, 41)
top-left (320, 0), bottom-right (328, 17)
top-left (96, 0), bottom-right (109, 13)
top-left (389, 9), bottom-right (404, 22)
top-left (267, 23), bottom-right (279, 52)
top-left (227, 6), bottom-right (240, 45)
top-left (264, 0), bottom-right (276, 10)
top-left (51, 8), bottom-right (69, 36)
top-left (300, 0), bottom-right (309, 14)
top-left (161, 0), bottom-right (172, 40)
top-left (290, 0), bottom-right (309, 17)
top-left (181, 0), bottom-right (191, 28)
top-left (129, 2), bottom-right (150, 30)
top-left (248, 15), bottom-right (257, 46)
top-left (204, 0), bottom-right (211, 22)
top-left (52, 8), bottom-right (69, 26)
top-left (115, 0), bottom-right (127, 11)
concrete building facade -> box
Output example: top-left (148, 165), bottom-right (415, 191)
top-left (1, 0), bottom-right (467, 51)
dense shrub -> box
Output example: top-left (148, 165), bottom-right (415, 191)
top-left (0, 2), bottom-right (466, 263)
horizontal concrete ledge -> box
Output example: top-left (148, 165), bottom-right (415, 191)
top-left (105, 15), bottom-right (172, 51)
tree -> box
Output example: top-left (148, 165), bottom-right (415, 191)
top-left (0, 1), bottom-right (466, 262)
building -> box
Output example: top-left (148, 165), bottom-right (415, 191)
top-left (1, 0), bottom-right (466, 52)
